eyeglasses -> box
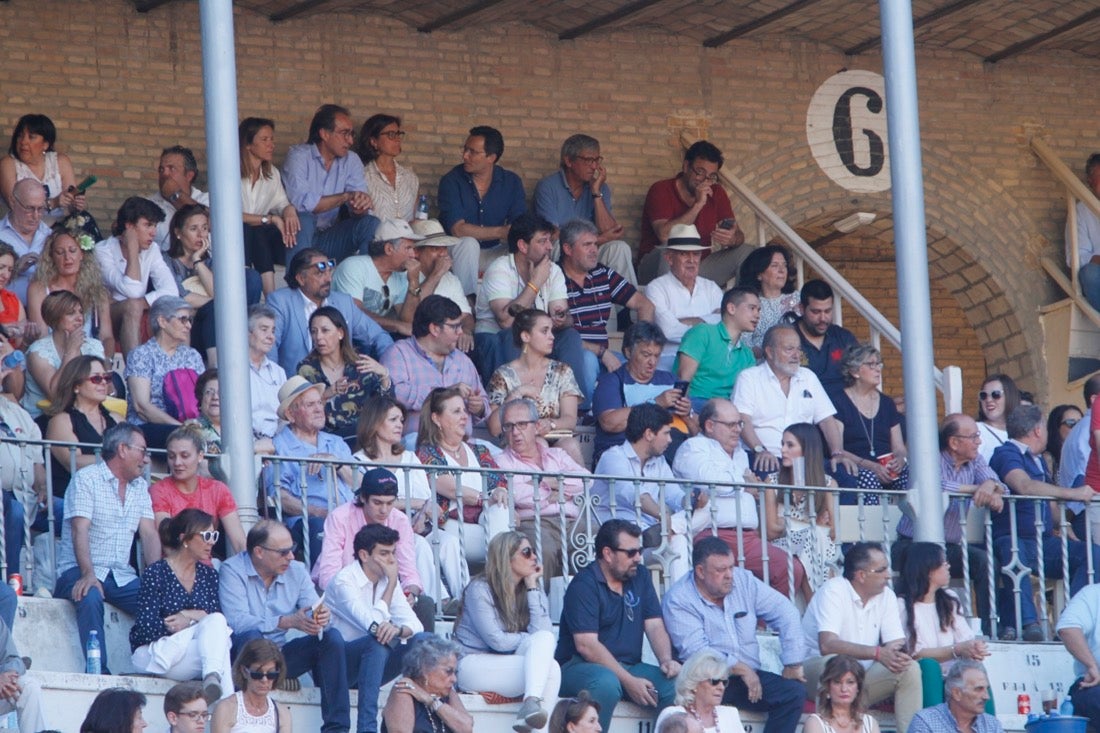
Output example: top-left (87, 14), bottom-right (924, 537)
top-left (309, 259), bottom-right (337, 272)
top-left (461, 146), bottom-right (486, 157)
top-left (711, 419), bottom-right (745, 429)
top-left (862, 361), bottom-right (883, 369)
top-left (171, 314), bottom-right (194, 325)
top-left (260, 544), bottom-right (296, 557)
top-left (202, 388), bottom-right (218, 398)
top-left (247, 669), bottom-right (281, 681)
top-left (978, 390), bottom-right (1003, 401)
top-left (11, 195), bottom-right (47, 216)
top-left (125, 443), bottom-right (148, 457)
top-left (689, 166), bottom-right (719, 183)
top-left (955, 432), bottom-right (981, 442)
top-left (196, 530), bottom-right (220, 544)
top-left (708, 678), bottom-right (729, 687)
top-left (175, 710), bottom-right (212, 722)
top-left (575, 155), bottom-right (604, 166)
top-left (611, 546), bottom-right (642, 558)
top-left (864, 565), bottom-right (890, 574)
top-left (1063, 418), bottom-right (1081, 428)
top-left (518, 546), bottom-right (535, 558)
top-left (379, 130), bottom-right (407, 140)
top-left (440, 321), bottom-right (464, 332)
top-left (85, 374), bottom-right (112, 385)
top-left (502, 419), bottom-right (536, 433)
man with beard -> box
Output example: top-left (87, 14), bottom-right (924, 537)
top-left (794, 279), bottom-right (858, 401)
top-left (639, 140), bottom-right (747, 285)
top-left (555, 519), bottom-right (680, 732)
top-left (733, 324), bottom-right (853, 476)
top-left (473, 211), bottom-right (586, 389)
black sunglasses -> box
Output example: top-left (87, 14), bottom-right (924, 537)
top-left (978, 390), bottom-right (1003, 401)
top-left (518, 546), bottom-right (535, 558)
top-left (248, 669), bottom-right (281, 681)
top-left (611, 546), bottom-right (642, 558)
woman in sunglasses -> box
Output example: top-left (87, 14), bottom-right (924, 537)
top-left (452, 531), bottom-right (557, 732)
top-left (975, 373), bottom-right (1020, 465)
top-left (1045, 403), bottom-right (1083, 479)
top-left (211, 638), bottom-right (291, 733)
top-left (149, 424), bottom-right (247, 559)
top-left (45, 355), bottom-right (121, 501)
top-left (655, 650), bottom-right (746, 733)
top-left (129, 508), bottom-right (233, 704)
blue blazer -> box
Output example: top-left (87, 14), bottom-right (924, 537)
top-left (267, 288), bottom-right (394, 375)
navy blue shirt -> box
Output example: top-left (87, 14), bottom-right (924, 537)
top-left (989, 440), bottom-right (1051, 540)
top-left (555, 561), bottom-right (662, 666)
top-left (798, 323), bottom-right (858, 401)
top-left (437, 164), bottom-right (526, 249)
top-left (591, 365), bottom-right (677, 465)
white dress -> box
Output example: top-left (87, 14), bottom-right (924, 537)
top-left (769, 477), bottom-right (840, 591)
top-left (229, 691), bottom-right (278, 733)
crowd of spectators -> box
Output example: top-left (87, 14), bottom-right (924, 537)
top-left (0, 107), bottom-right (1094, 733)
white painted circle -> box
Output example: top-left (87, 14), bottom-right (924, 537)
top-left (806, 69), bottom-right (891, 193)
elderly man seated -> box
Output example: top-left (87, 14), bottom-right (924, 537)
top-left (333, 218), bottom-right (424, 337)
top-left (494, 397), bottom-right (588, 578)
top-left (265, 376), bottom-right (354, 566)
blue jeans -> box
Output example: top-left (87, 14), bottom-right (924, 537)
top-left (1071, 677), bottom-right (1100, 733)
top-left (722, 669), bottom-right (805, 733)
top-left (1080, 263), bottom-right (1100, 312)
top-left (0, 582), bottom-right (16, 631)
top-left (560, 656), bottom-right (675, 732)
top-left (993, 533), bottom-right (1100, 627)
top-left (2, 491), bottom-right (24, 575)
top-left (345, 632), bottom-right (425, 733)
top-left (232, 628), bottom-right (351, 733)
top-left (54, 567), bottom-right (141, 674)
top-left (288, 211), bottom-right (380, 266)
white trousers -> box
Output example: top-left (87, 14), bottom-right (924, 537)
top-left (450, 236), bottom-right (485, 296)
top-left (456, 630), bottom-right (560, 730)
top-left (414, 531), bottom-right (469, 601)
top-left (0, 675), bottom-right (47, 733)
top-left (131, 612), bottom-right (233, 698)
top-left (442, 504), bottom-right (509, 565)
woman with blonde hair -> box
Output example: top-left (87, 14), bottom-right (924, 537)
top-left (453, 531), bottom-right (558, 732)
top-left (28, 226), bottom-right (112, 355)
top-left (655, 650), bottom-right (745, 733)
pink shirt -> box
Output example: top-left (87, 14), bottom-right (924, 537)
top-left (311, 500), bottom-right (422, 592)
top-left (495, 444), bottom-right (587, 519)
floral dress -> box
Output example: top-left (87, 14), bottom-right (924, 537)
top-left (769, 475), bottom-right (839, 591)
top-left (748, 290), bottom-right (801, 349)
top-left (297, 353), bottom-right (394, 439)
top-left (487, 359), bottom-right (582, 419)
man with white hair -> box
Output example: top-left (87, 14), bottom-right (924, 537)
top-left (0, 178), bottom-right (51, 302)
top-left (908, 661), bottom-right (1003, 733)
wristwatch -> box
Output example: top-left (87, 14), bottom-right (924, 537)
top-left (753, 445), bottom-right (766, 453)
top-left (410, 286), bottom-right (422, 297)
top-left (261, 215), bottom-right (270, 225)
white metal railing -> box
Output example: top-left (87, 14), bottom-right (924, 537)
top-left (678, 133), bottom-right (964, 414)
top-left (6, 434), bottom-right (1093, 643)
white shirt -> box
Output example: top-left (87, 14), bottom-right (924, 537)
top-left (1069, 199), bottom-right (1100, 270)
top-left (364, 160), bottom-right (420, 222)
top-left (672, 434), bottom-right (757, 529)
top-left (645, 272), bottom-right (722, 360)
top-left (93, 236), bottom-right (178, 305)
top-left (249, 356), bottom-right (287, 439)
top-left (803, 576), bottom-right (904, 662)
top-left (733, 364), bottom-right (836, 455)
top-left (351, 448), bottom-right (432, 503)
top-left (241, 169), bottom-right (292, 217)
top-left (976, 421), bottom-right (1007, 465)
top-left (424, 269), bottom-right (472, 315)
top-left (149, 187), bottom-right (210, 252)
top-left (475, 254), bottom-right (567, 334)
top-left (327, 560), bottom-right (423, 642)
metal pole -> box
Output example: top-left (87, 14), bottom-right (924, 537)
top-left (879, 0), bottom-right (943, 542)
top-left (199, 0), bottom-right (258, 529)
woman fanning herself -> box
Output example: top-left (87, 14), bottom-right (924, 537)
top-left (453, 531), bottom-right (558, 733)
top-left (149, 424), bottom-right (247, 558)
top-left (655, 650), bottom-right (746, 733)
top-left (28, 226), bottom-right (113, 356)
top-left (383, 635), bottom-right (473, 733)
top-left (487, 309), bottom-right (583, 465)
top-left (896, 542), bottom-right (989, 708)
top-left (298, 305), bottom-right (393, 443)
top-left (239, 117), bottom-right (300, 295)
top-left (764, 422), bottom-right (838, 598)
top-left (129, 508), bottom-right (233, 703)
top-left (802, 655), bottom-right (880, 733)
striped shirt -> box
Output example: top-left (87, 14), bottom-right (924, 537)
top-left (564, 265), bottom-right (636, 344)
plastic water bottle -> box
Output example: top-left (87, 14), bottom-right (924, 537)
top-left (416, 194), bottom-right (429, 220)
top-left (1061, 698), bottom-right (1075, 716)
top-left (85, 630), bottom-right (101, 674)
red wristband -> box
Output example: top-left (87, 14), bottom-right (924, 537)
top-left (873, 646), bottom-right (880, 662)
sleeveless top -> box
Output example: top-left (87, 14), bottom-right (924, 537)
top-left (230, 691), bottom-right (278, 733)
top-left (14, 152), bottom-right (63, 224)
top-left (47, 406), bottom-right (117, 497)
top-left (807, 713), bottom-right (875, 733)
top-left (381, 696), bottom-right (458, 733)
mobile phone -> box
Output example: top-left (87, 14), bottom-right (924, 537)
top-left (674, 380), bottom-right (689, 396)
top-left (74, 175), bottom-right (98, 193)
top-left (718, 218), bottom-right (735, 229)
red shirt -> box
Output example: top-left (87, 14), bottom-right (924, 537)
top-left (149, 475), bottom-right (238, 522)
top-left (1086, 407), bottom-right (1100, 491)
top-left (639, 176), bottom-right (734, 258)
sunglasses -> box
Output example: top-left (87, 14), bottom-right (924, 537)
top-left (309, 259), bottom-right (337, 272)
top-left (611, 546), bottom-right (642, 558)
top-left (708, 678), bottom-right (729, 687)
top-left (196, 530), bottom-right (220, 544)
top-left (170, 314), bottom-right (194, 325)
top-left (247, 669), bottom-right (281, 681)
top-left (260, 544), bottom-right (296, 557)
top-left (978, 390), bottom-right (1003, 401)
top-left (85, 374), bottom-right (112, 385)
top-left (518, 546), bottom-right (535, 558)
top-left (1063, 418), bottom-right (1081, 428)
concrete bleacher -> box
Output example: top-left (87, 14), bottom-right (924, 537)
top-left (11, 594), bottom-right (1073, 732)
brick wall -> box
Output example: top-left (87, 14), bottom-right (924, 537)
top-left (6, 0), bottom-right (1100, 408)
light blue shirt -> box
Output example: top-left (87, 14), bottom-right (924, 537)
top-left (282, 143), bottom-right (369, 231)
top-left (909, 703), bottom-right (1003, 733)
top-left (533, 169), bottom-right (613, 228)
top-left (1056, 582), bottom-right (1100, 678)
top-left (1069, 200), bottom-right (1100, 271)
top-left (1058, 408), bottom-right (1090, 512)
top-left (0, 214), bottom-right (50, 302)
top-left (267, 426), bottom-right (354, 517)
top-left (592, 441), bottom-right (684, 527)
top-left (662, 565), bottom-right (804, 669)
top-left (218, 551), bottom-right (319, 646)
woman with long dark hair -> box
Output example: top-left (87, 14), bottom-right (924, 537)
top-left (239, 117), bottom-right (300, 295)
top-left (975, 373), bottom-right (1020, 464)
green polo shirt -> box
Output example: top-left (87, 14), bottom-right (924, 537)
top-left (674, 321), bottom-right (755, 399)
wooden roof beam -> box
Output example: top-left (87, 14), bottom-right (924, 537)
top-left (417, 0), bottom-right (508, 33)
top-left (985, 7), bottom-right (1100, 63)
top-left (703, 0), bottom-right (829, 49)
top-left (134, 0), bottom-right (176, 12)
top-left (270, 0), bottom-right (333, 23)
top-left (845, 0), bottom-right (987, 56)
top-left (559, 0), bottom-right (665, 41)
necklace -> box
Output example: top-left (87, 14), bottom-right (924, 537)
top-left (687, 704), bottom-right (720, 733)
top-left (848, 390), bottom-right (877, 457)
top-left (423, 702), bottom-right (443, 733)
